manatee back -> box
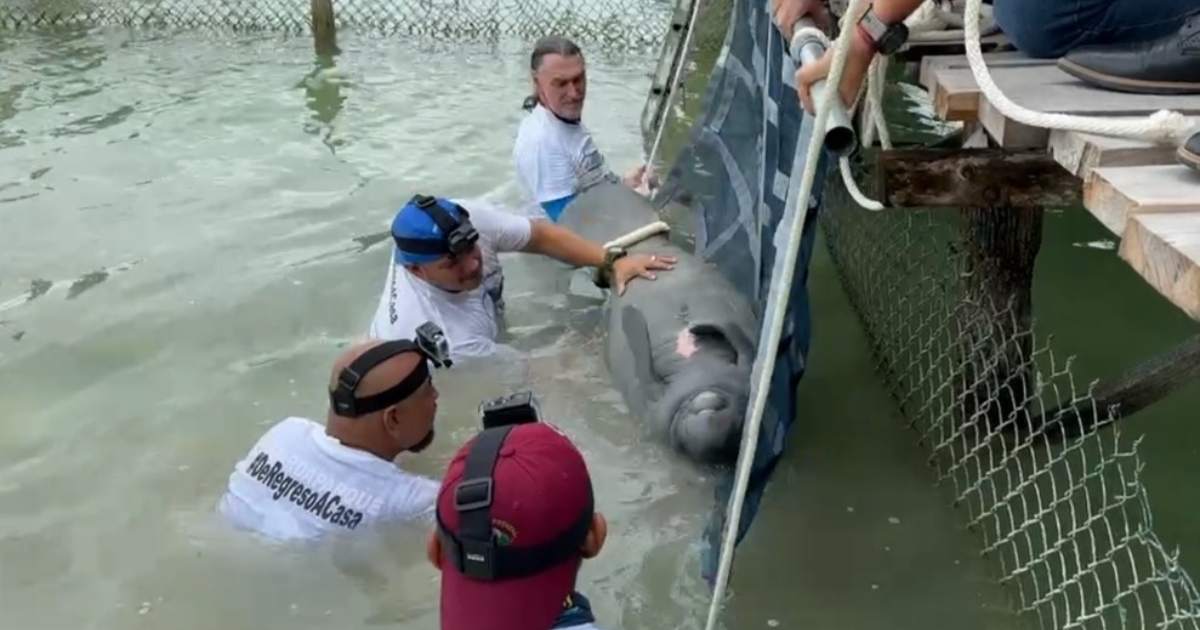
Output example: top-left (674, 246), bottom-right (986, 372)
top-left (557, 180), bottom-right (663, 245)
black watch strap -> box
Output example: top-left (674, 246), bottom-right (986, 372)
top-left (857, 6), bottom-right (909, 55)
top-left (592, 247), bottom-right (628, 290)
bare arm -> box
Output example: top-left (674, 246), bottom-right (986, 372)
top-left (789, 0), bottom-right (927, 113)
top-left (521, 219), bottom-right (677, 296)
top-left (873, 0), bottom-right (928, 24)
top-left (772, 0), bottom-right (925, 36)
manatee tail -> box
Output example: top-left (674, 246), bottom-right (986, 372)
top-left (652, 358), bottom-right (751, 465)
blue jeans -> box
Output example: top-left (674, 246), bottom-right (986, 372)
top-left (994, 0), bottom-right (1200, 58)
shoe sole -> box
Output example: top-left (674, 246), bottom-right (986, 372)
top-left (1058, 58), bottom-right (1200, 95)
top-left (1179, 145), bottom-right (1200, 172)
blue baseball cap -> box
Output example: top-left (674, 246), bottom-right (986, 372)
top-left (391, 196), bottom-right (475, 265)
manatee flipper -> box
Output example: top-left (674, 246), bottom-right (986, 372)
top-left (619, 304), bottom-right (664, 414)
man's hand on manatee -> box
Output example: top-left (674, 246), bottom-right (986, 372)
top-left (623, 164), bottom-right (659, 197)
top-left (612, 252), bottom-right (676, 296)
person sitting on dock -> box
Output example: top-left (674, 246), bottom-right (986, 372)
top-left (512, 35), bottom-right (656, 222)
top-left (217, 334), bottom-right (449, 541)
top-left (366, 194), bottom-right (675, 361)
top-left (773, 0), bottom-right (1198, 116)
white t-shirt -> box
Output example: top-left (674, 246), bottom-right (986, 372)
top-left (513, 104), bottom-right (614, 204)
top-left (366, 199), bottom-right (533, 361)
top-left (217, 417), bottom-right (438, 540)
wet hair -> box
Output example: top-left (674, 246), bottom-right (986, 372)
top-left (522, 35), bottom-right (584, 111)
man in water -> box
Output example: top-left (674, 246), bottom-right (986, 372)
top-left (217, 334), bottom-right (446, 540)
top-left (428, 421), bottom-right (608, 630)
top-left (512, 35), bottom-right (655, 222)
top-left (366, 194), bottom-right (675, 361)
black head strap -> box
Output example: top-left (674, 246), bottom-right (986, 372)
top-left (394, 195), bottom-right (478, 257)
top-left (329, 340), bottom-right (430, 417)
top-left (437, 426), bottom-right (594, 581)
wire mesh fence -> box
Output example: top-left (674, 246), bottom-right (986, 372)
top-left (0, 0), bottom-right (673, 48)
top-left (819, 173), bottom-right (1200, 629)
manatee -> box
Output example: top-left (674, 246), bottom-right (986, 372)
top-left (558, 181), bottom-right (759, 464)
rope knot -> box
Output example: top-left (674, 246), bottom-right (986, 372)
top-left (1146, 110), bottom-right (1197, 146)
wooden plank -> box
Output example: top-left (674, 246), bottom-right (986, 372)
top-left (921, 56), bottom-right (1200, 147)
top-left (933, 62), bottom-right (1200, 117)
top-left (995, 69), bottom-right (1200, 116)
top-left (1049, 126), bottom-right (1194, 179)
top-left (878, 148), bottom-right (1079, 208)
top-left (978, 98), bottom-right (1049, 148)
top-left (922, 51), bottom-right (1048, 71)
top-left (919, 53), bottom-right (1052, 122)
top-left (896, 33), bottom-right (1009, 62)
top-left (1119, 212), bottom-right (1200, 321)
top-left (1084, 165), bottom-right (1200, 235)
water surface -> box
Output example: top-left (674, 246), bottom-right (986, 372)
top-left (0, 26), bottom-right (1014, 630)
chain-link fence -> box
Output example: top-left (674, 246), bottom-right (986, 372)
top-left (643, 0), bottom-right (1200, 621)
top-left (0, 0), bottom-right (673, 48)
top-left (820, 171), bottom-right (1200, 629)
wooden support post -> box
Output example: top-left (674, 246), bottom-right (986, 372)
top-left (957, 205), bottom-right (1045, 436)
top-left (877, 149), bottom-right (1080, 209)
top-left (1041, 334), bottom-right (1200, 439)
top-left (311, 0), bottom-right (338, 57)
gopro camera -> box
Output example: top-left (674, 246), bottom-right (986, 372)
top-left (479, 391), bottom-right (541, 429)
top-left (444, 219), bottom-right (479, 257)
top-left (415, 321), bottom-right (453, 368)
top-left (412, 195), bottom-right (479, 257)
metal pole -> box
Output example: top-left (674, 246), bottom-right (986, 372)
top-left (790, 18), bottom-right (856, 155)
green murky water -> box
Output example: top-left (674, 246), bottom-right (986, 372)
top-left (0, 23), bottom-right (1026, 630)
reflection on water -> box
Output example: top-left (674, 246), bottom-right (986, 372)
top-left (300, 52), bottom-right (348, 153)
top-left (0, 27), bottom-right (718, 630)
top-left (0, 24), bottom-right (1017, 630)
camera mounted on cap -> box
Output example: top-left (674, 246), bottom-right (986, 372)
top-left (479, 390), bottom-right (541, 429)
top-left (411, 194), bottom-right (479, 258)
top-left (328, 321), bottom-right (451, 418)
top-left (437, 389), bottom-right (593, 582)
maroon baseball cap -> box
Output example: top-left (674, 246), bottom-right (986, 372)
top-left (435, 422), bottom-right (595, 630)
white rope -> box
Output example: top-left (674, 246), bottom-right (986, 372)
top-left (839, 0), bottom-right (1196, 214)
top-left (838, 156), bottom-right (886, 210)
top-left (697, 0), bottom-right (1196, 618)
top-left (961, 0), bottom-right (1196, 145)
top-left (702, 1), bottom-right (874, 628)
top-left (864, 55), bottom-right (891, 150)
top-left (644, 0), bottom-right (706, 180)
top-left (603, 220), bottom-right (670, 249)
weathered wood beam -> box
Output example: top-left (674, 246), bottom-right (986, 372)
top-left (312, 0), bottom-right (338, 57)
top-left (959, 206), bottom-right (1044, 436)
top-left (877, 148), bottom-right (1081, 208)
top-left (1041, 333), bottom-right (1200, 439)
top-left (895, 35), bottom-right (1010, 62)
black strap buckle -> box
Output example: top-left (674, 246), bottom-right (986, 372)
top-left (412, 194), bottom-right (438, 209)
top-left (459, 538), bottom-right (497, 580)
top-left (454, 477), bottom-right (494, 512)
top-left (337, 366), bottom-right (362, 392)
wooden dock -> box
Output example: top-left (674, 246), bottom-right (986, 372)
top-left (912, 49), bottom-right (1200, 321)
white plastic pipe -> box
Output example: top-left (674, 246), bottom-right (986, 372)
top-left (702, 0), bottom-right (874, 628)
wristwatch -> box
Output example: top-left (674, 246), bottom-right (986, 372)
top-left (857, 6), bottom-right (909, 55)
top-left (592, 246), bottom-right (628, 290)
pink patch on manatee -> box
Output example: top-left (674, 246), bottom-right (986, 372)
top-left (676, 328), bottom-right (698, 358)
